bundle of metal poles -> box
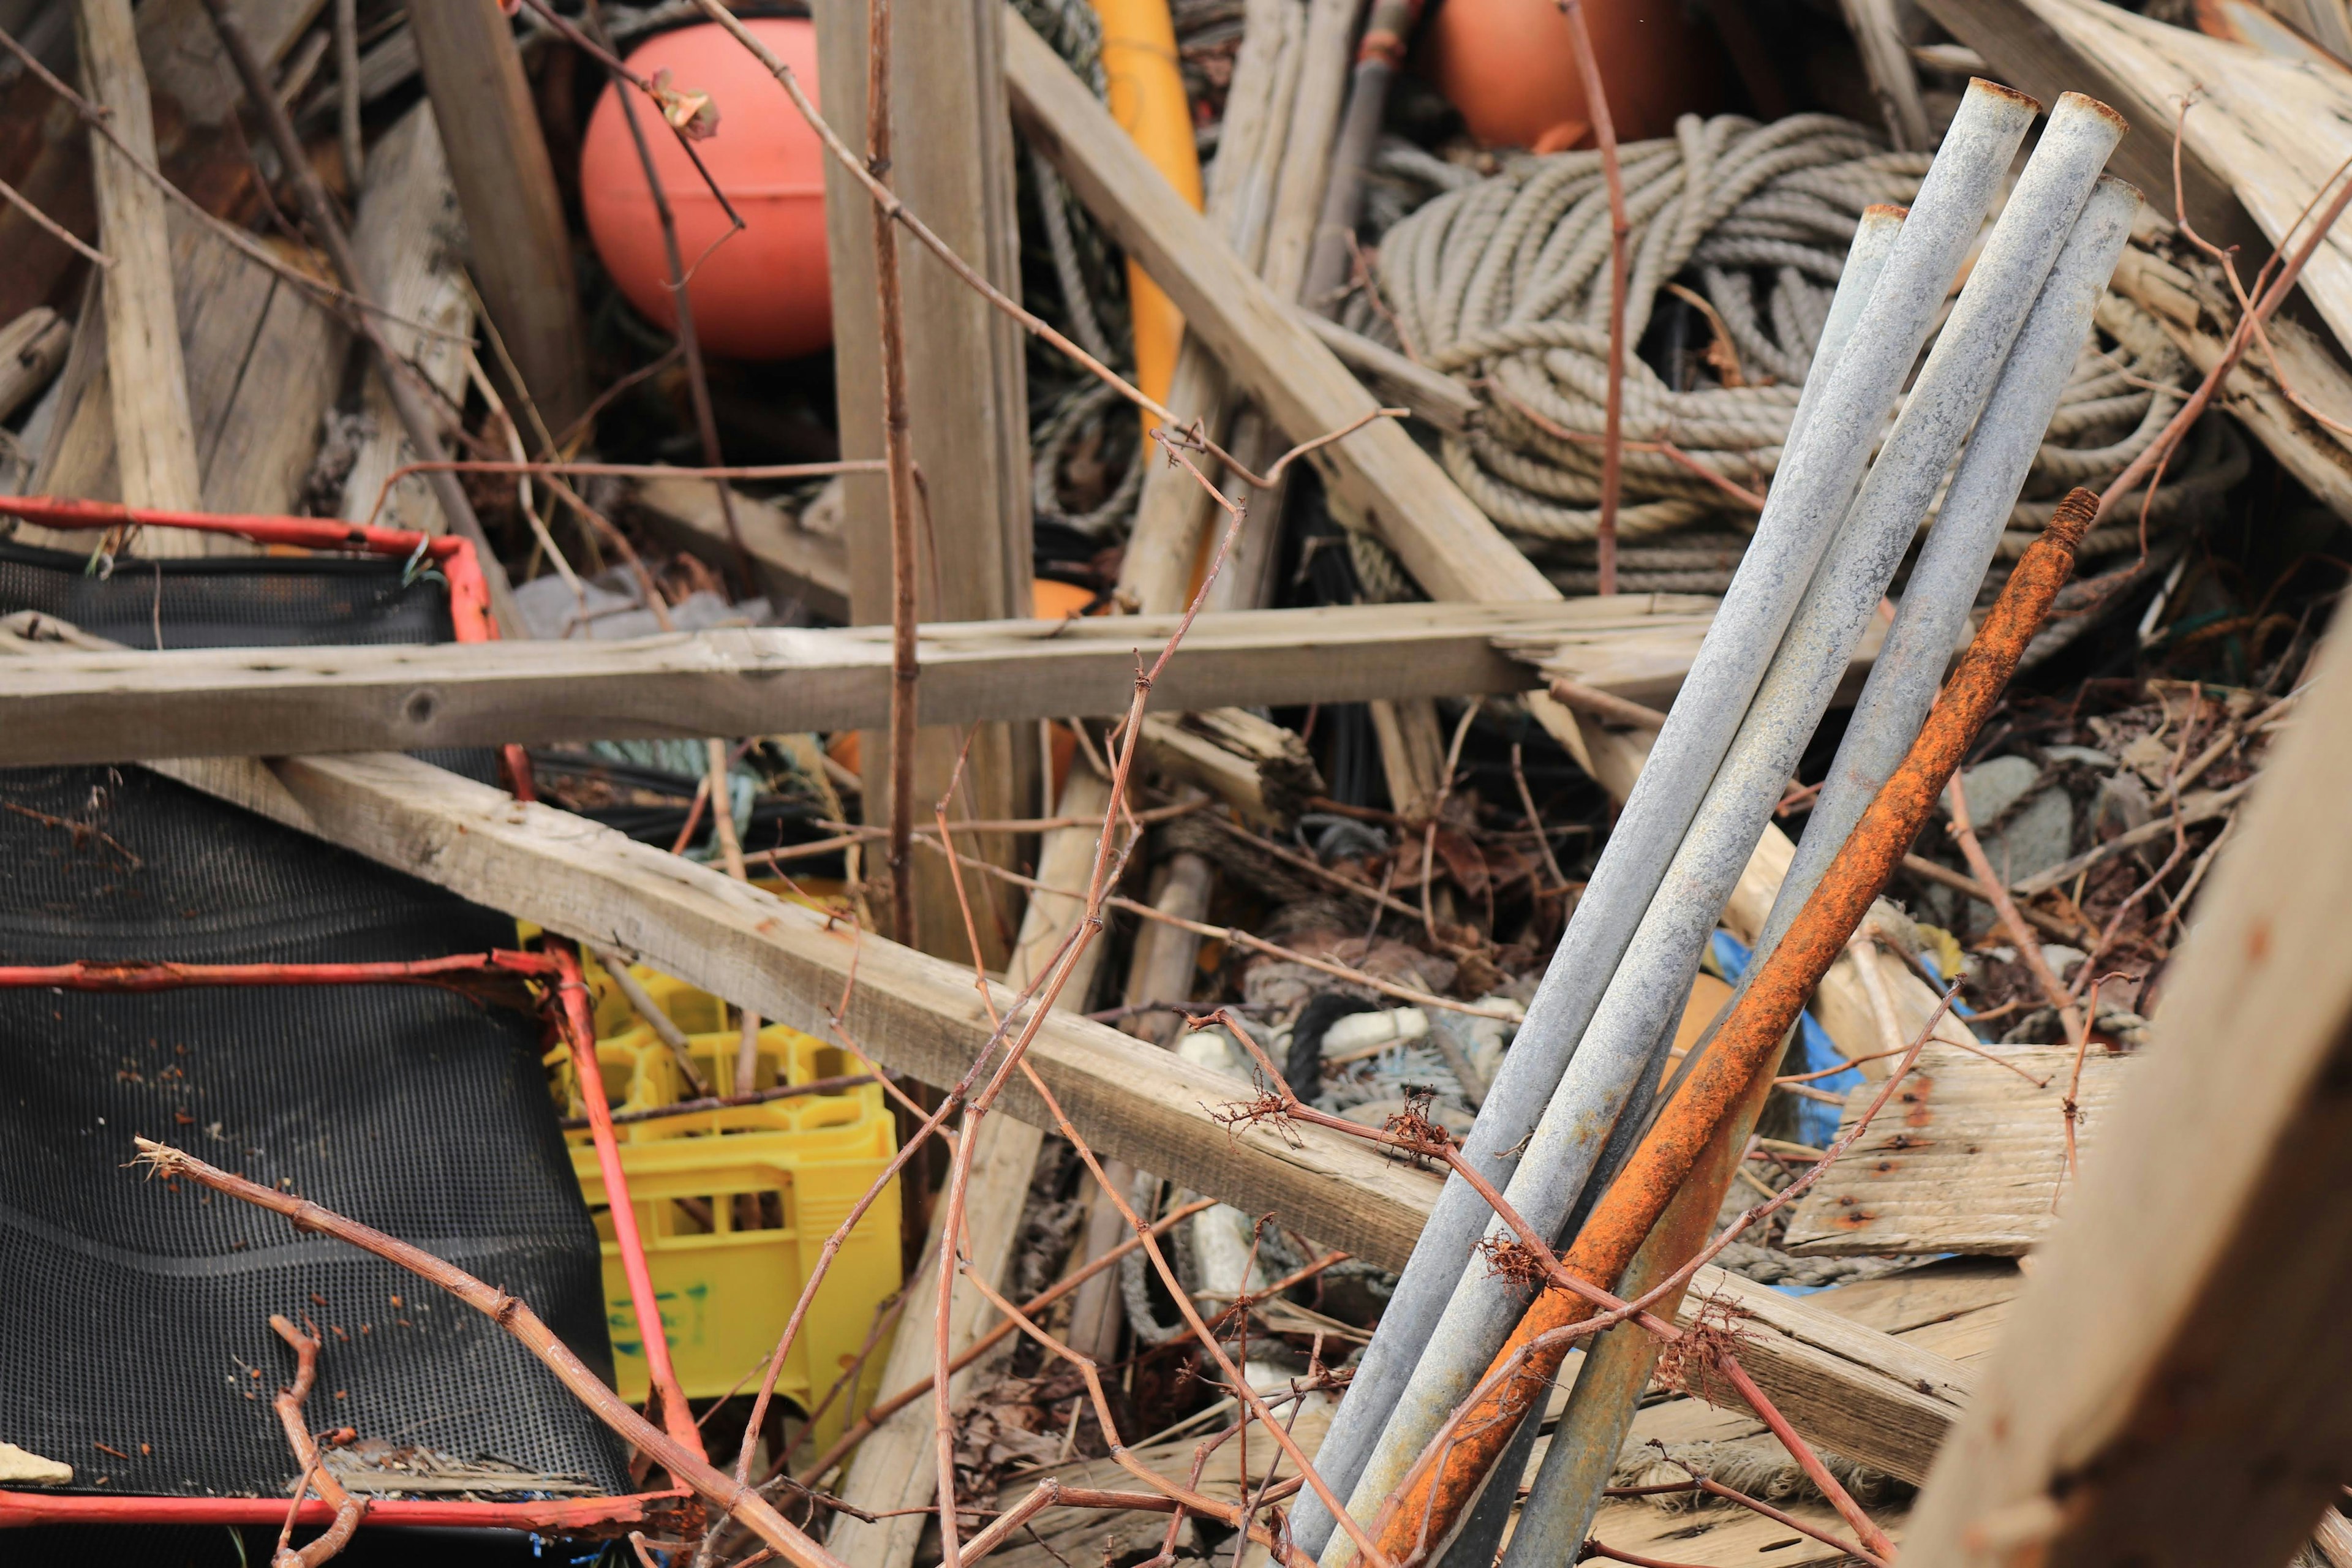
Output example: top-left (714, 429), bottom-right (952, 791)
top-left (1291, 79), bottom-right (2139, 1566)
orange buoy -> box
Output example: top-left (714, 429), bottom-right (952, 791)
top-left (581, 19), bottom-right (831, 361)
top-left (1423, 0), bottom-right (1725, 152)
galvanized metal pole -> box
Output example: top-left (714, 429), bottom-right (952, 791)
top-left (1305, 78), bottom-right (2041, 1564)
top-left (1286, 195), bottom-right (1912, 1562)
top-left (1755, 168), bottom-right (2142, 959)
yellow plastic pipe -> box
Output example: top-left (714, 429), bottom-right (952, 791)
top-left (1090, 0), bottom-right (1201, 442)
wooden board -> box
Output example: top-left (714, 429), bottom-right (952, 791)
top-left (826, 1112), bottom-right (1045, 1568)
top-left (1902, 590), bottom-right (2352, 1564)
top-left (1578, 1491), bottom-right (1900, 1566)
top-left (74, 0), bottom-right (202, 516)
top-left (1918, 0), bottom-right (2273, 268)
top-left (406, 0), bottom-right (584, 429)
top-left (137, 745), bottom-right (1969, 1491)
top-left (0, 598), bottom-right (1717, 766)
top-left (818, 0), bottom-right (1034, 965)
top-left (339, 100), bottom-right (471, 536)
top-left (1782, 1044), bottom-right (2130, 1257)
top-left (631, 472), bottom-right (851, 622)
top-left (1928, 0), bottom-right (2352, 349)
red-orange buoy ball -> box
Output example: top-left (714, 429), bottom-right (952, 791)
top-left (580, 19), bottom-right (831, 360)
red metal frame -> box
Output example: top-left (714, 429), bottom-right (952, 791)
top-left (0, 496), bottom-right (495, 644)
top-left (0, 953), bottom-right (560, 990)
top-left (0, 1489), bottom-right (688, 1531)
top-left (0, 947), bottom-right (707, 1531)
top-left (1, 493), bottom-right (539, 793)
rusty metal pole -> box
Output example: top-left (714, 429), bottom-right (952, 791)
top-left (1368, 489), bottom-right (2098, 1562)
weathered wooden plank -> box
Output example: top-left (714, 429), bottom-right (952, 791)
top-left (153, 747), bottom-right (1442, 1266)
top-left (1903, 600), bottom-right (2352, 1566)
top-left (0, 0), bottom-right (322, 330)
top-left (1002, 6), bottom-right (1555, 607)
top-left (630, 471), bottom-right (850, 623)
top-left (818, 0), bottom-right (1035, 966)
top-left (407, 0), bottom-right (585, 430)
top-left (336, 101), bottom-right (471, 537)
top-left (1783, 1044), bottom-right (2129, 1258)
top-left (1926, 0), bottom-right (2352, 347)
top-left (0, 599), bottom-right (1713, 766)
top-left (0, 307), bottom-right (69, 424)
top-left (73, 0), bottom-right (201, 517)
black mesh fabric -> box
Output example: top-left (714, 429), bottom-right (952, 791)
top-left (0, 546), bottom-right (630, 1501)
top-left (0, 539), bottom-right (455, 648)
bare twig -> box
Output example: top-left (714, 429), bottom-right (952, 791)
top-left (1509, 741), bottom-right (1570, 891)
top-left (686, 0), bottom-right (1406, 494)
top-left (1944, 775), bottom-right (2084, 1041)
top-left (1553, 0), bottom-right (1630, 590)
top-left (790, 1199), bottom-right (1215, 1487)
top-left (136, 1141), bottom-right (848, 1568)
top-left (265, 1315), bottom-right (363, 1568)
top-left (0, 174), bottom-right (111, 266)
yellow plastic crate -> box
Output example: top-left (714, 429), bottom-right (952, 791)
top-left (557, 960), bottom-right (902, 1445)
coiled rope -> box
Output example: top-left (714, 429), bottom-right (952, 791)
top-left (1338, 114), bottom-right (2234, 597)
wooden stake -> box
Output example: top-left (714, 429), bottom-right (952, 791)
top-left (73, 0), bottom-right (201, 518)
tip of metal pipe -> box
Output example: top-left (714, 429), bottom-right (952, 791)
top-left (1966, 77), bottom-right (2046, 115)
top-left (2054, 90), bottom-right (2132, 137)
top-left (2092, 172), bottom-right (2146, 206)
top-left (2048, 488), bottom-right (2097, 550)
top-left (1861, 203), bottom-right (1909, 223)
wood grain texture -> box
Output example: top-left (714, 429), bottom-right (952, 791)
top-left (1929, 0), bottom-right (2352, 347)
top-left (74, 0), bottom-right (202, 518)
top-left (339, 102), bottom-right (470, 535)
top-left (1783, 1044), bottom-right (2129, 1258)
top-left (631, 472), bottom-right (851, 622)
top-left (1120, 0), bottom-right (1301, 616)
top-left (1137, 707), bottom-right (1321, 827)
top-left (1903, 597), bottom-right (2352, 1567)
top-left (0, 0), bottom-right (320, 333)
top-left (406, 0), bottom-right (584, 430)
top-left (1919, 0), bottom-right (2271, 266)
top-left (1, 599), bottom-right (1703, 766)
top-left (1003, 7), bottom-right (1555, 606)
top-left (31, 206), bottom-right (341, 535)
top-left (153, 748), bottom-right (1444, 1269)
top-left (818, 0), bottom-right (1035, 963)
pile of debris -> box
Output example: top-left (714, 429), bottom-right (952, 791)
top-left (6, 0), bottom-right (2352, 1566)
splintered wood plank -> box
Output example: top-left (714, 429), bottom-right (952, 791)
top-left (73, 0), bottom-right (201, 516)
top-left (1782, 1044), bottom-right (2129, 1258)
top-left (1934, 0), bottom-right (2352, 348)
